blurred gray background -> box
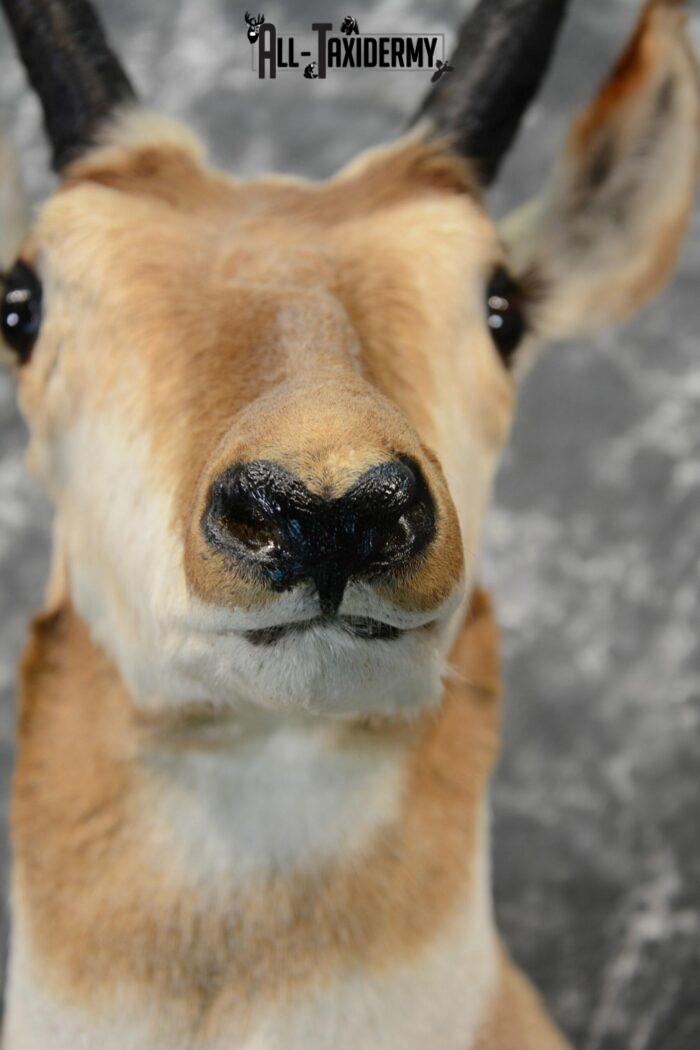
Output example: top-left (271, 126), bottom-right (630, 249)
top-left (1, 1), bottom-right (699, 1046)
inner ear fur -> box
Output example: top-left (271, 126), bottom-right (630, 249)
top-left (502, 0), bottom-right (700, 344)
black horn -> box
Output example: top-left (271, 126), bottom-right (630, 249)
top-left (1, 0), bottom-right (136, 172)
top-left (412, 0), bottom-right (570, 185)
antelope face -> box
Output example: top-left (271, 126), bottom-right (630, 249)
top-left (2, 0), bottom-right (698, 718)
top-left (12, 134), bottom-right (498, 716)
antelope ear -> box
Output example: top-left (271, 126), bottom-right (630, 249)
top-left (502, 0), bottom-right (700, 344)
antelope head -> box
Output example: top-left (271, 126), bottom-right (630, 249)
top-left (1, 0), bottom-right (698, 719)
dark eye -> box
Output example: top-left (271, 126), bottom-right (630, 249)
top-left (485, 265), bottom-right (525, 367)
top-left (1, 260), bottom-right (43, 364)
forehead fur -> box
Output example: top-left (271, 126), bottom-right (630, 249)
top-left (33, 117), bottom-right (497, 343)
top-left (33, 117), bottom-right (508, 448)
top-left (59, 110), bottom-right (483, 211)
top-left (35, 118), bottom-right (501, 386)
top-left (40, 133), bottom-right (492, 277)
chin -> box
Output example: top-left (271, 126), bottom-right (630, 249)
top-left (77, 564), bottom-right (466, 718)
top-left (200, 582), bottom-right (466, 718)
top-left (242, 618), bottom-right (453, 717)
top-left (161, 615), bottom-right (452, 719)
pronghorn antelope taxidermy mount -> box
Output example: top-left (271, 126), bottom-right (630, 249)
top-left (0, 0), bottom-right (698, 1046)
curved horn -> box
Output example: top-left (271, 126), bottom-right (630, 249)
top-left (1, 0), bottom-right (136, 172)
top-left (412, 0), bottom-right (570, 185)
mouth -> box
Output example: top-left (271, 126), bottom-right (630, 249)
top-left (243, 615), bottom-right (404, 646)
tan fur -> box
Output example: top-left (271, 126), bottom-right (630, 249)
top-left (3, 2), bottom-right (699, 1046)
top-left (572, 0), bottom-right (690, 153)
top-left (476, 950), bottom-right (571, 1050)
top-left (13, 591), bottom-right (508, 1039)
top-left (504, 0), bottom-right (700, 345)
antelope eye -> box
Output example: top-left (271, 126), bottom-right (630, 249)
top-left (485, 265), bottom-right (525, 367)
top-left (1, 260), bottom-right (43, 364)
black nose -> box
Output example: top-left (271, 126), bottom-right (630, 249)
top-left (203, 458), bottom-right (436, 615)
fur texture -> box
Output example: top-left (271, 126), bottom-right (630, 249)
top-left (1, 1), bottom-right (698, 1046)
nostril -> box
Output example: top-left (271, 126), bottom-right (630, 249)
top-left (202, 456), bottom-right (436, 608)
top-left (220, 505), bottom-right (278, 554)
top-left (347, 460), bottom-right (416, 517)
top-left (204, 466), bottom-right (283, 558)
top-left (346, 458), bottom-right (436, 572)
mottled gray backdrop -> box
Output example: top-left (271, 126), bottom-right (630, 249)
top-left (1, 1), bottom-right (699, 1047)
